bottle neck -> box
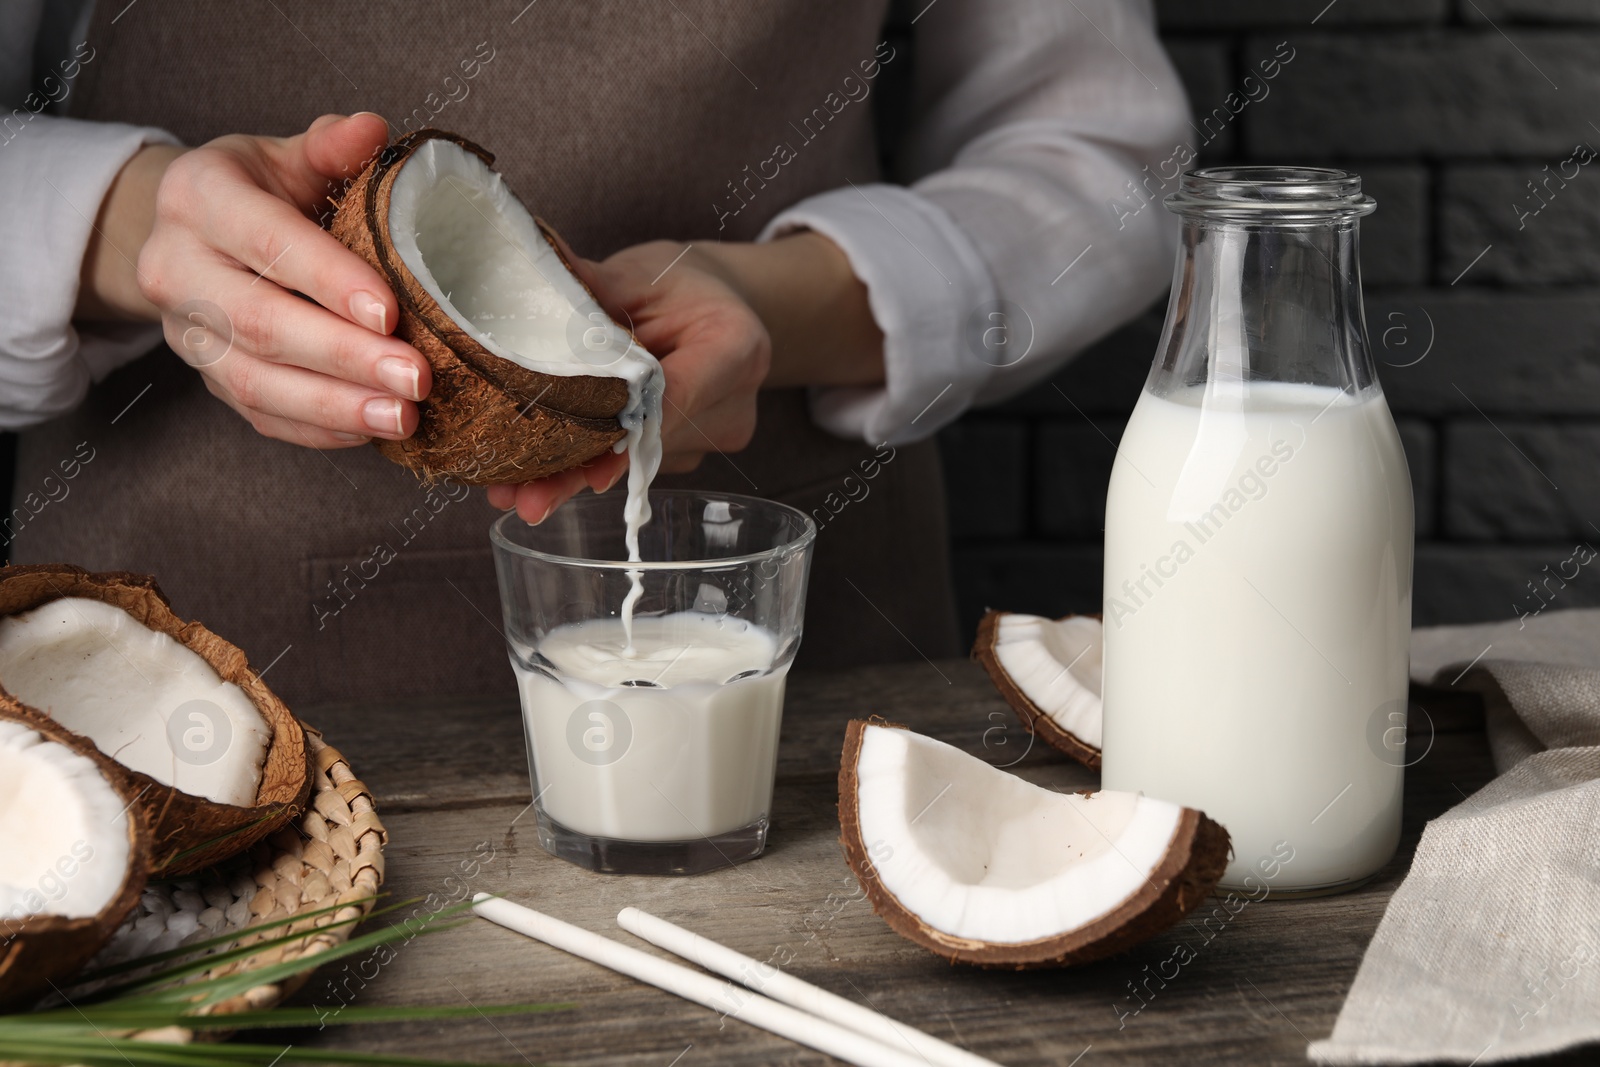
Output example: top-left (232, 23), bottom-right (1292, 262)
top-left (1149, 216), bottom-right (1376, 398)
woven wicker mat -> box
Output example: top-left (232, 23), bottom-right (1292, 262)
top-left (86, 728), bottom-right (387, 1037)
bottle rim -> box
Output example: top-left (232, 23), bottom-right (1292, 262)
top-left (1165, 165), bottom-right (1376, 221)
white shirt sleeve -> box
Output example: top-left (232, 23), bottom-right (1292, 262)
top-left (0, 114), bottom-right (179, 430)
top-left (759, 0), bottom-right (1191, 445)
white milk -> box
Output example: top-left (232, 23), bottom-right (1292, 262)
top-left (391, 138), bottom-right (666, 645)
top-left (1101, 381), bottom-right (1413, 890)
top-left (515, 612), bottom-right (786, 841)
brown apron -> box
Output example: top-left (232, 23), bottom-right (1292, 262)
top-left (12, 0), bottom-right (960, 706)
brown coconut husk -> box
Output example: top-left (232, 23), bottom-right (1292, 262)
top-left (837, 718), bottom-right (1230, 969)
top-left (0, 707), bottom-right (151, 1009)
top-left (0, 564), bottom-right (311, 876)
top-left (972, 609), bottom-right (1103, 770)
top-left (329, 128), bottom-right (631, 485)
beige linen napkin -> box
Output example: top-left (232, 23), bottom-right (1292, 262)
top-left (1309, 608), bottom-right (1600, 1064)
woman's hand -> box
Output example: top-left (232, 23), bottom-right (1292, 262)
top-left (82, 113), bottom-right (432, 449)
top-left (486, 240), bottom-right (771, 520)
top-left (487, 231), bottom-right (884, 522)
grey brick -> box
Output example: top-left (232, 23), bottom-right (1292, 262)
top-left (951, 544), bottom-right (1104, 642)
top-left (1157, 0), bottom-right (1446, 27)
top-left (1397, 419), bottom-right (1437, 538)
top-left (1359, 165), bottom-right (1429, 286)
top-left (1440, 162), bottom-right (1600, 285)
top-left (1164, 40), bottom-right (1236, 160)
top-left (1368, 290), bottom-right (1600, 415)
top-left (1442, 421), bottom-right (1600, 540)
top-left (1414, 542), bottom-right (1600, 625)
top-left (937, 421), bottom-right (1027, 541)
top-left (1462, 0), bottom-right (1600, 22)
top-left (1035, 420), bottom-right (1130, 539)
top-left (1244, 32), bottom-right (1600, 158)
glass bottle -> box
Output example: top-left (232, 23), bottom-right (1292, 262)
top-left (1100, 167), bottom-right (1413, 896)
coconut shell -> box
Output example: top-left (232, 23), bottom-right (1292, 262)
top-left (0, 564), bottom-right (311, 876)
top-left (837, 718), bottom-right (1230, 969)
top-left (0, 707), bottom-right (151, 1009)
top-left (330, 128), bottom-right (632, 485)
top-left (972, 609), bottom-right (1103, 770)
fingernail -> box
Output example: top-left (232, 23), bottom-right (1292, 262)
top-left (362, 397), bottom-right (405, 436)
top-left (601, 467), bottom-right (626, 493)
top-left (351, 292), bottom-right (389, 333)
top-left (533, 500), bottom-right (557, 525)
top-left (377, 356), bottom-right (421, 400)
top-left (330, 431), bottom-right (369, 443)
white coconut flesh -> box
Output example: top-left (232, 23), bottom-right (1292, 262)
top-left (993, 614), bottom-right (1103, 748)
top-left (852, 724), bottom-right (1182, 944)
top-left (0, 598), bottom-right (268, 807)
top-left (0, 719), bottom-right (130, 920)
top-left (388, 136), bottom-right (665, 584)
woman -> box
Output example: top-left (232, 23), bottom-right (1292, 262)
top-left (0, 0), bottom-right (1187, 705)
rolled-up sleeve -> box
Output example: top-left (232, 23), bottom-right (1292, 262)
top-left (0, 115), bottom-right (177, 430)
top-left (760, 0), bottom-right (1190, 445)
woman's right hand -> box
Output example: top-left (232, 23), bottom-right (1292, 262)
top-left (86, 112), bottom-right (431, 449)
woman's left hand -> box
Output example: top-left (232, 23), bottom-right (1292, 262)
top-left (485, 240), bottom-right (771, 522)
top-left (485, 231), bottom-right (883, 523)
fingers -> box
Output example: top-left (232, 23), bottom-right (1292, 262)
top-left (659, 451), bottom-right (707, 475)
top-left (510, 467), bottom-right (591, 525)
top-left (200, 376), bottom-right (373, 450)
top-left (176, 317), bottom-right (418, 441)
top-left (195, 177), bottom-right (401, 336)
top-left (299, 112), bottom-right (390, 189)
top-left (486, 451), bottom-right (629, 520)
top-left (206, 267), bottom-right (428, 399)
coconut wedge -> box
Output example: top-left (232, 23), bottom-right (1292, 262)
top-left (0, 565), bottom-right (310, 876)
top-left (330, 128), bottom-right (647, 484)
top-left (838, 720), bottom-right (1229, 968)
top-left (0, 710), bottom-right (150, 1008)
top-left (974, 610), bottom-right (1103, 769)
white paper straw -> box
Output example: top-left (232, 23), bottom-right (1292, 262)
top-left (618, 906), bottom-right (1002, 1067)
top-left (472, 895), bottom-right (930, 1067)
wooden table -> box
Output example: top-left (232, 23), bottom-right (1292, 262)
top-left (291, 660), bottom-right (1586, 1066)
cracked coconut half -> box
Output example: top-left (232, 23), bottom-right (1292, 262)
top-left (838, 720), bottom-right (1229, 968)
top-left (0, 565), bottom-right (310, 875)
top-left (330, 128), bottom-right (661, 485)
top-left (0, 711), bottom-right (150, 1008)
top-left (973, 610), bottom-right (1104, 768)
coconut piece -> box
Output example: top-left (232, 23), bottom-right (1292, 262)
top-left (0, 565), bottom-right (310, 876)
top-left (838, 720), bottom-right (1229, 968)
top-left (331, 128), bottom-right (660, 485)
top-left (973, 610), bottom-right (1103, 769)
top-left (0, 712), bottom-right (149, 1008)
top-left (0, 598), bottom-right (269, 807)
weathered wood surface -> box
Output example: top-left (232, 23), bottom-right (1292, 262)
top-left (288, 661), bottom-right (1590, 1066)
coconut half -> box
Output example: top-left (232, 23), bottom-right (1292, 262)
top-left (973, 611), bottom-right (1103, 769)
top-left (331, 128), bottom-right (659, 485)
top-left (0, 565), bottom-right (310, 876)
top-left (838, 720), bottom-right (1229, 968)
top-left (0, 712), bottom-right (149, 1008)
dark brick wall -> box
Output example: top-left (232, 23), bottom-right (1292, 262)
top-left (939, 0), bottom-right (1600, 641)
